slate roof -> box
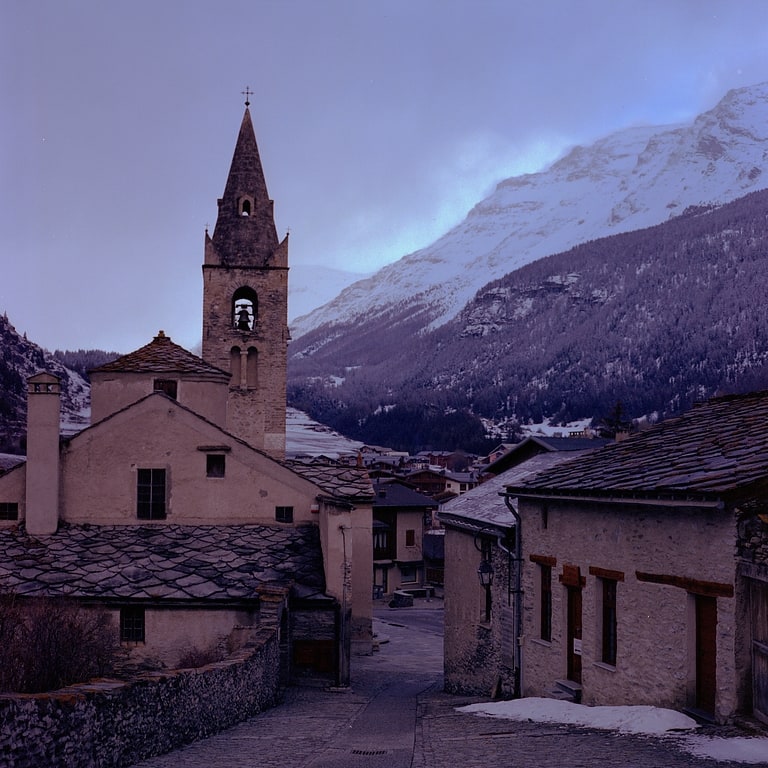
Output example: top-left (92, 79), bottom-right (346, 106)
top-left (372, 479), bottom-right (435, 509)
top-left (91, 332), bottom-right (229, 379)
top-left (287, 461), bottom-right (374, 503)
top-left (440, 452), bottom-right (589, 533)
top-left (0, 454), bottom-right (24, 474)
top-left (0, 522), bottom-right (325, 602)
top-left (507, 390), bottom-right (768, 500)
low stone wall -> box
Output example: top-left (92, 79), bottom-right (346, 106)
top-left (0, 627), bottom-right (280, 768)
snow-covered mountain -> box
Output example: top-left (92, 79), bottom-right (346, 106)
top-left (290, 82), bottom-right (768, 343)
top-left (288, 264), bottom-right (372, 323)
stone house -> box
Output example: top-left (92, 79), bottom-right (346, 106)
top-left (504, 390), bottom-right (768, 725)
top-left (439, 451), bottom-right (590, 698)
top-left (0, 103), bottom-right (374, 685)
top-left (371, 478), bottom-right (435, 598)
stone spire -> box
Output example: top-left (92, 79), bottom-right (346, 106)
top-left (207, 106), bottom-right (279, 267)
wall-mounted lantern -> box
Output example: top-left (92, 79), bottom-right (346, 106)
top-left (478, 558), bottom-right (494, 622)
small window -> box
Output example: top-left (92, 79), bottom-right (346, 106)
top-left (154, 379), bottom-right (178, 400)
top-left (275, 506), bottom-right (294, 523)
top-left (540, 564), bottom-right (552, 642)
top-left (206, 454), bottom-right (225, 478)
top-left (120, 606), bottom-right (145, 642)
top-left (0, 503), bottom-right (18, 521)
top-left (405, 529), bottom-right (416, 547)
top-left (137, 468), bottom-right (166, 520)
top-left (601, 578), bottom-right (618, 665)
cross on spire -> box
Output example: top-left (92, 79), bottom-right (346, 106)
top-left (241, 86), bottom-right (253, 107)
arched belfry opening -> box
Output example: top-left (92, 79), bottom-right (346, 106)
top-left (239, 195), bottom-right (253, 217)
top-left (233, 287), bottom-right (258, 331)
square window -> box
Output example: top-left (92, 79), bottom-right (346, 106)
top-left (120, 606), bottom-right (145, 642)
top-left (275, 505), bottom-right (294, 523)
top-left (153, 379), bottom-right (178, 399)
top-left (206, 454), bottom-right (225, 478)
top-left (137, 468), bottom-right (166, 520)
top-left (0, 503), bottom-right (18, 521)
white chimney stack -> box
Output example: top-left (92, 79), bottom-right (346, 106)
top-left (25, 372), bottom-right (61, 535)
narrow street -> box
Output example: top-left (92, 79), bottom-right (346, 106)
top-left (134, 603), bottom-right (748, 767)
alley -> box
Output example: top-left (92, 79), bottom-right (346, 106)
top-left (134, 604), bottom-right (752, 768)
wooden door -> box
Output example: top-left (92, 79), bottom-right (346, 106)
top-left (567, 586), bottom-right (583, 683)
top-left (695, 595), bottom-right (717, 715)
top-left (751, 581), bottom-right (768, 725)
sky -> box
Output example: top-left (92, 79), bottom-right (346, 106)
top-left (3, 1), bottom-right (768, 353)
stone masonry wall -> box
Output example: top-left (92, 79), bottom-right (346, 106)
top-left (520, 499), bottom-right (737, 722)
top-left (0, 627), bottom-right (280, 768)
top-left (443, 528), bottom-right (517, 698)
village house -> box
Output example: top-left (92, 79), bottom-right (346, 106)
top-left (503, 391), bottom-right (768, 725)
top-left (0, 103), bottom-right (374, 686)
top-left (371, 478), bottom-right (435, 599)
top-left (439, 448), bottom-right (595, 698)
top-left (405, 467), bottom-right (478, 501)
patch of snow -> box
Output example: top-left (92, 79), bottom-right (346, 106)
top-left (457, 698), bottom-right (697, 735)
top-left (457, 698), bottom-right (768, 764)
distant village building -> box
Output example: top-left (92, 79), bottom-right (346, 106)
top-left (370, 478), bottom-right (435, 598)
top-left (0, 104), bottom-right (374, 685)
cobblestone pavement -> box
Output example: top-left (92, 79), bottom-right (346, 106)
top-left (135, 605), bottom-right (759, 768)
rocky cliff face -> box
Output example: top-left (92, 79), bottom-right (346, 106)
top-left (0, 314), bottom-right (90, 449)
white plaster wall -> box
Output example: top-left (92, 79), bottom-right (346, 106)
top-left (90, 373), bottom-right (228, 428)
top-left (113, 605), bottom-right (258, 668)
top-left (0, 464), bottom-right (26, 527)
top-left (520, 499), bottom-right (737, 721)
top-left (58, 395), bottom-right (320, 526)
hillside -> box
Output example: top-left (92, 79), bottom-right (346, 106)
top-left (0, 315), bottom-right (112, 450)
top-left (291, 82), bottom-right (768, 346)
top-left (288, 189), bottom-right (768, 445)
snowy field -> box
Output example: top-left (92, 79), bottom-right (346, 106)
top-left (286, 408), bottom-right (362, 457)
top-left (458, 698), bottom-right (768, 764)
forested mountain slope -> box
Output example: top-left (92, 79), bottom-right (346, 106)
top-left (289, 189), bottom-right (768, 446)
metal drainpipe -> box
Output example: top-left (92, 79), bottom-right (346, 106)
top-left (501, 492), bottom-right (523, 698)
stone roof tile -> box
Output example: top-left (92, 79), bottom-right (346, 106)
top-left (91, 332), bottom-right (229, 379)
top-left (509, 390), bottom-right (768, 499)
top-left (0, 522), bottom-right (325, 601)
top-left (287, 461), bottom-right (374, 502)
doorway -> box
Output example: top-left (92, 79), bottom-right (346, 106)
top-left (750, 581), bottom-right (768, 725)
top-left (567, 585), bottom-right (583, 684)
top-left (694, 595), bottom-right (717, 714)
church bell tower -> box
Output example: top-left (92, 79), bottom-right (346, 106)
top-left (202, 94), bottom-right (289, 458)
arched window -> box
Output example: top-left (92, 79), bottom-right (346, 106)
top-left (230, 346), bottom-right (242, 385)
top-left (246, 346), bottom-right (258, 389)
top-left (232, 287), bottom-right (258, 332)
top-left (238, 195), bottom-right (254, 217)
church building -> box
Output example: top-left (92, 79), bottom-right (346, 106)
top-left (0, 99), bottom-right (374, 685)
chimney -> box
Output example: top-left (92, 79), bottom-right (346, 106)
top-left (25, 373), bottom-right (61, 535)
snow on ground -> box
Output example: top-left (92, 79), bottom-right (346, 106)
top-left (457, 699), bottom-right (768, 764)
top-left (286, 408), bottom-right (362, 458)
